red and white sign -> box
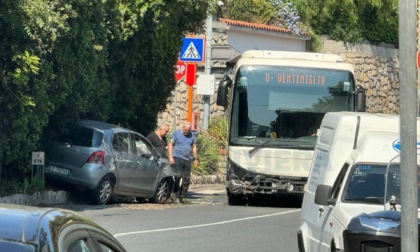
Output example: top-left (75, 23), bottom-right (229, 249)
top-left (175, 59), bottom-right (186, 81)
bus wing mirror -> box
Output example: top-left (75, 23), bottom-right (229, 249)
top-left (216, 74), bottom-right (232, 107)
top-left (355, 85), bottom-right (366, 112)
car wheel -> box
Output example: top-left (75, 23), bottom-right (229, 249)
top-left (91, 177), bottom-right (114, 205)
top-left (227, 191), bottom-right (247, 205)
top-left (149, 179), bottom-right (171, 204)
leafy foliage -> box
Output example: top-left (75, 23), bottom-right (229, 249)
top-left (223, 0), bottom-right (305, 35)
top-left (221, 0), bottom-right (398, 46)
top-left (194, 133), bottom-right (220, 175)
top-left (297, 0), bottom-right (398, 46)
top-left (205, 115), bottom-right (228, 148)
top-left (193, 115), bottom-right (228, 175)
top-left (0, 0), bottom-right (208, 183)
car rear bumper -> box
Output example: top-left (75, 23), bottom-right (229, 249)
top-left (45, 163), bottom-right (109, 190)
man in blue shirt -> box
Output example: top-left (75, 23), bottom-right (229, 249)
top-left (168, 122), bottom-right (198, 203)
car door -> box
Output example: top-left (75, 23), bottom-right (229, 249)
top-left (316, 163), bottom-right (349, 252)
top-left (112, 131), bottom-right (138, 192)
top-left (132, 133), bottom-right (161, 195)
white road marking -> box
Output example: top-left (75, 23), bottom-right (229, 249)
top-left (114, 209), bottom-right (301, 237)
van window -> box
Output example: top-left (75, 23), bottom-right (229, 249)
top-left (343, 164), bottom-right (386, 204)
top-left (59, 125), bottom-right (103, 147)
top-left (331, 163), bottom-right (349, 200)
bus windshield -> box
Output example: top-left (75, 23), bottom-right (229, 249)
top-left (230, 65), bottom-right (355, 148)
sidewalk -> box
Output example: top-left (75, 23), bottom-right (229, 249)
top-left (189, 183), bottom-right (226, 195)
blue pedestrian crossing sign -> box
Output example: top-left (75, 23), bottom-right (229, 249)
top-left (180, 37), bottom-right (205, 63)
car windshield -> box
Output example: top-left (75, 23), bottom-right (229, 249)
top-left (343, 161), bottom-right (420, 210)
top-left (343, 164), bottom-right (387, 204)
top-left (384, 162), bottom-right (420, 211)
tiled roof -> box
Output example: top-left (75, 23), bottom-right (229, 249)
top-left (218, 18), bottom-right (306, 36)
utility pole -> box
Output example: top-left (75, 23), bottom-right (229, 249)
top-left (203, 14), bottom-right (213, 131)
top-left (399, 0), bottom-right (418, 251)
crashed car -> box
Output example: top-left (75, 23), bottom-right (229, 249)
top-left (45, 120), bottom-right (176, 205)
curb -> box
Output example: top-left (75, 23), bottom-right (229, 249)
top-left (190, 174), bottom-right (226, 185)
top-left (0, 190), bottom-right (69, 206)
top-left (0, 175), bottom-right (226, 206)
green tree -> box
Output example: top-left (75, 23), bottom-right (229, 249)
top-left (223, 0), bottom-right (277, 24)
top-left (106, 0), bottom-right (208, 133)
top-left (221, 0), bottom-right (398, 46)
top-left (0, 0), bottom-right (209, 185)
top-left (295, 0), bottom-right (398, 45)
top-left (0, 0), bottom-right (76, 179)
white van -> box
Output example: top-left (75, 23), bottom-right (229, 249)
top-left (297, 112), bottom-right (420, 252)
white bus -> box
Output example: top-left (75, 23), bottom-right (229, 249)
top-left (217, 50), bottom-right (366, 205)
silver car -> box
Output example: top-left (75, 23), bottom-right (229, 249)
top-left (45, 120), bottom-right (175, 205)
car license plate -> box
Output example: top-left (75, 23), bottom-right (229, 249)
top-left (46, 165), bottom-right (71, 176)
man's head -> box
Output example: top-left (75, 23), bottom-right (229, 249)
top-left (182, 122), bottom-right (191, 135)
top-left (157, 123), bottom-right (170, 137)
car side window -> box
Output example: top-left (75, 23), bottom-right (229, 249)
top-left (134, 134), bottom-right (152, 157)
top-left (112, 132), bottom-right (135, 154)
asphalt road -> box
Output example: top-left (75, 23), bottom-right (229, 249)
top-left (65, 184), bottom-right (303, 252)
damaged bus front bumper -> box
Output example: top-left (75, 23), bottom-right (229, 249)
top-left (228, 174), bottom-right (306, 196)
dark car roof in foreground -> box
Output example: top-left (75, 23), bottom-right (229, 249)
top-left (0, 203), bottom-right (121, 250)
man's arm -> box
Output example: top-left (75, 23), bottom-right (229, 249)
top-left (192, 143), bottom-right (198, 166)
top-left (168, 140), bottom-right (173, 158)
top-left (192, 143), bottom-right (197, 160)
top-left (168, 138), bottom-right (174, 164)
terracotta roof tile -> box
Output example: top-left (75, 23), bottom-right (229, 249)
top-left (218, 18), bottom-right (306, 36)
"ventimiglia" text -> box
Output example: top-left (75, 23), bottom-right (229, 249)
top-left (265, 73), bottom-right (325, 85)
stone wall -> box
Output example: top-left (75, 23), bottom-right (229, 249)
top-left (321, 37), bottom-right (400, 114)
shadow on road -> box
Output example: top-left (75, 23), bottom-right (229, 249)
top-left (245, 194), bottom-right (303, 208)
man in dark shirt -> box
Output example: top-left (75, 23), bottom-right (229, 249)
top-left (146, 123), bottom-right (170, 157)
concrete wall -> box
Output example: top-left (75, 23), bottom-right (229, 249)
top-left (226, 27), bottom-right (307, 53)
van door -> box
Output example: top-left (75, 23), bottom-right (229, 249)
top-left (316, 164), bottom-right (349, 251)
top-left (112, 132), bottom-right (138, 192)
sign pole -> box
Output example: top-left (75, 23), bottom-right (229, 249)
top-left (185, 63), bottom-right (197, 123)
top-left (179, 36), bottom-right (204, 125)
top-left (187, 85), bottom-right (193, 122)
top-left (203, 13), bottom-right (213, 131)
